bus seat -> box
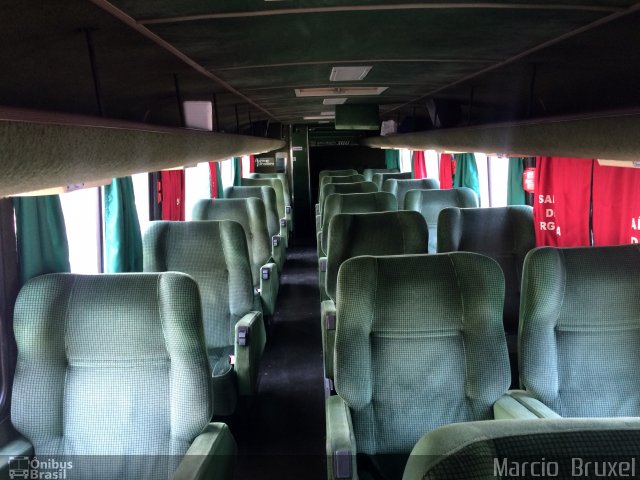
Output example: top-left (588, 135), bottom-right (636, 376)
top-left (318, 174), bottom-right (366, 202)
top-left (437, 206), bottom-right (535, 387)
top-left (403, 418), bottom-right (640, 480)
top-left (318, 192), bottom-right (397, 260)
top-left (382, 178), bottom-right (440, 209)
top-left (405, 188), bottom-right (478, 253)
top-left (247, 172), bottom-right (291, 209)
top-left (241, 177), bottom-right (291, 240)
top-left (362, 168), bottom-right (399, 182)
top-left (318, 169), bottom-right (358, 183)
top-left (512, 244), bottom-right (640, 418)
top-left (224, 186), bottom-right (285, 270)
top-left (317, 181), bottom-right (378, 234)
top-left (11, 272), bottom-right (237, 479)
top-left (192, 198), bottom-right (280, 316)
top-left (371, 171), bottom-right (412, 190)
top-left (143, 221), bottom-right (266, 417)
top-left (321, 211), bottom-right (428, 383)
top-left (326, 253), bottom-right (510, 480)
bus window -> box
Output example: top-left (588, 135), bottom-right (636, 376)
top-left (59, 188), bottom-right (101, 274)
top-left (219, 159), bottom-right (235, 190)
top-left (131, 173), bottom-right (150, 235)
top-left (424, 150), bottom-right (439, 181)
top-left (488, 156), bottom-right (510, 207)
top-left (185, 163), bottom-right (212, 221)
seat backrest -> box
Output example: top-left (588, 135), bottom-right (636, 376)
top-left (321, 192), bottom-right (397, 255)
top-left (192, 198), bottom-right (271, 287)
top-left (363, 168), bottom-right (399, 182)
top-left (318, 174), bottom-right (367, 202)
top-left (224, 185), bottom-right (279, 238)
top-left (319, 181), bottom-right (377, 217)
top-left (12, 272), bottom-right (212, 475)
top-left (405, 187), bottom-right (478, 253)
top-left (519, 244), bottom-right (640, 417)
top-left (334, 253), bottom-right (509, 455)
top-left (144, 220), bottom-right (254, 352)
top-left (325, 211), bottom-right (428, 300)
top-left (371, 171), bottom-right (412, 189)
top-left (437, 206), bottom-right (535, 334)
top-left (382, 178), bottom-right (440, 208)
top-left (404, 418), bottom-right (640, 480)
top-left (241, 177), bottom-right (286, 219)
top-left (319, 169), bottom-right (358, 182)
top-left (247, 173), bottom-right (291, 209)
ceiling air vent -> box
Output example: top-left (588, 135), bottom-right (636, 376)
top-left (330, 66), bottom-right (372, 81)
top-left (323, 98), bottom-right (347, 105)
top-left (295, 87), bottom-right (387, 97)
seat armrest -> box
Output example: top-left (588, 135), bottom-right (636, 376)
top-left (317, 230), bottom-right (323, 257)
top-left (503, 390), bottom-right (561, 418)
top-left (493, 394), bottom-right (540, 419)
top-left (285, 205), bottom-right (293, 232)
top-left (315, 203), bottom-right (320, 216)
top-left (326, 395), bottom-right (357, 480)
top-left (0, 436), bottom-right (34, 478)
top-left (321, 300), bottom-right (337, 380)
top-left (271, 235), bottom-right (286, 272)
top-left (259, 263), bottom-right (280, 316)
top-left (279, 218), bottom-right (288, 247)
top-left (316, 214), bottom-right (321, 234)
top-left (318, 257), bottom-right (328, 301)
top-left (172, 423), bottom-right (237, 480)
top-left (234, 311), bottom-right (266, 397)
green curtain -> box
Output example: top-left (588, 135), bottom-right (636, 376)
top-left (104, 177), bottom-right (143, 273)
top-left (507, 157), bottom-right (526, 205)
top-left (385, 149), bottom-right (400, 170)
top-left (14, 195), bottom-right (70, 285)
top-left (233, 157), bottom-right (242, 186)
top-left (453, 153), bottom-right (480, 199)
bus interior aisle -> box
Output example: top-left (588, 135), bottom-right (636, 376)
top-left (235, 245), bottom-right (326, 480)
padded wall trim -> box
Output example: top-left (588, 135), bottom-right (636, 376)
top-left (0, 107), bottom-right (285, 197)
top-left (363, 111), bottom-right (640, 161)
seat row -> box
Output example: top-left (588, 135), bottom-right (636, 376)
top-left (8, 173), bottom-right (294, 479)
top-left (325, 243), bottom-right (640, 479)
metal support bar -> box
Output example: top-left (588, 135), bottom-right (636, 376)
top-left (82, 28), bottom-right (104, 117)
top-left (173, 74), bottom-right (185, 127)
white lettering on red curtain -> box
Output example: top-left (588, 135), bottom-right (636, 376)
top-left (592, 162), bottom-right (640, 246)
top-left (534, 157), bottom-right (592, 246)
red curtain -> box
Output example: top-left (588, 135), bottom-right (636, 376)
top-left (160, 170), bottom-right (185, 221)
top-left (592, 162), bottom-right (640, 246)
top-left (439, 153), bottom-right (454, 189)
top-left (412, 151), bottom-right (427, 179)
top-left (249, 155), bottom-right (255, 173)
top-left (533, 157), bottom-right (592, 247)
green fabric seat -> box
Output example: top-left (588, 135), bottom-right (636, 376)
top-left (223, 186), bottom-right (285, 270)
top-left (317, 181), bottom-right (378, 233)
top-left (319, 169), bottom-right (358, 183)
top-left (319, 192), bottom-right (397, 259)
top-left (192, 198), bottom-right (280, 316)
top-left (363, 168), bottom-right (399, 182)
top-left (326, 253), bottom-right (511, 480)
top-left (405, 187), bottom-right (478, 253)
top-left (381, 178), bottom-right (440, 209)
top-left (143, 220), bottom-right (266, 417)
top-left (11, 272), bottom-right (237, 479)
top-left (371, 171), bottom-right (412, 190)
top-left (516, 244), bottom-right (640, 417)
top-left (318, 174), bottom-right (367, 205)
top-left (241, 177), bottom-right (291, 239)
top-left (320, 211), bottom-right (428, 381)
top-left (404, 418), bottom-right (640, 480)
top-left (437, 206), bottom-right (535, 388)
top-left (247, 172), bottom-right (291, 209)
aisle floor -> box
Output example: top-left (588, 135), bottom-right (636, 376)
top-left (235, 246), bottom-right (326, 479)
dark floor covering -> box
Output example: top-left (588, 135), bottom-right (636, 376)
top-left (234, 245), bottom-right (326, 479)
